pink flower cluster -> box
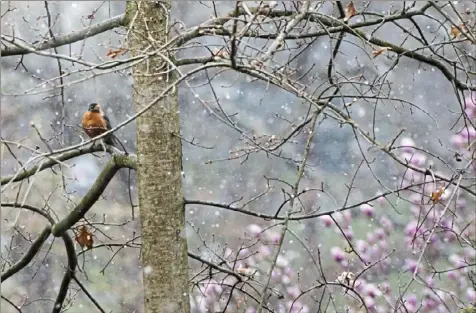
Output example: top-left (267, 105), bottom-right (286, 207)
top-left (190, 224), bottom-right (310, 313)
top-left (190, 130), bottom-right (474, 312)
top-left (323, 135), bottom-right (475, 312)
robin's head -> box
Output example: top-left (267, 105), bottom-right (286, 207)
top-left (88, 103), bottom-right (101, 112)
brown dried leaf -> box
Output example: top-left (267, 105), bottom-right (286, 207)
top-left (75, 225), bottom-right (93, 249)
top-left (372, 47), bottom-right (390, 58)
top-left (451, 25), bottom-right (462, 39)
top-left (344, 1), bottom-right (357, 22)
top-left (106, 47), bottom-right (127, 59)
top-left (212, 48), bottom-right (229, 58)
top-left (430, 187), bottom-right (445, 203)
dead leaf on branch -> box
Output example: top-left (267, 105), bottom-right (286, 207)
top-left (75, 225), bottom-right (93, 249)
top-left (372, 47), bottom-right (391, 58)
top-left (430, 187), bottom-right (445, 203)
top-left (212, 48), bottom-right (229, 58)
top-left (106, 47), bottom-right (127, 59)
top-left (344, 1), bottom-right (357, 22)
top-left (450, 24), bottom-right (468, 39)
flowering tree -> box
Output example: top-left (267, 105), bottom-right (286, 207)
top-left (1, 1), bottom-right (475, 313)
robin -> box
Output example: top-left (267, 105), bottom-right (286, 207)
top-left (82, 103), bottom-right (115, 146)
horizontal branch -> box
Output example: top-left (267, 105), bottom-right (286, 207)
top-left (1, 202), bottom-right (55, 223)
top-left (184, 178), bottom-right (459, 221)
top-left (1, 14), bottom-right (125, 56)
top-left (188, 252), bottom-right (243, 282)
top-left (1, 145), bottom-right (128, 186)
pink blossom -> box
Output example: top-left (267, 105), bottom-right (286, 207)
top-left (367, 233), bottom-right (376, 245)
top-left (448, 254), bottom-right (466, 268)
top-left (407, 294), bottom-right (417, 306)
top-left (379, 216), bottom-right (393, 233)
top-left (426, 275), bottom-right (435, 288)
top-left (238, 248), bottom-right (249, 258)
top-left (422, 297), bottom-right (438, 310)
top-left (287, 285), bottom-right (300, 298)
top-left (356, 239), bottom-right (369, 254)
top-left (400, 137), bottom-right (416, 152)
top-left (266, 231), bottom-right (281, 244)
top-left (467, 288), bottom-right (476, 302)
top-left (258, 245), bottom-right (271, 258)
top-left (379, 282), bottom-right (391, 295)
top-left (451, 134), bottom-right (465, 148)
top-left (464, 95), bottom-right (476, 118)
top-left (465, 94), bottom-right (476, 108)
top-left (330, 247), bottom-right (345, 263)
top-left (374, 228), bottom-right (386, 240)
top-left (360, 203), bottom-right (374, 218)
top-left (404, 295), bottom-right (418, 313)
top-left (447, 270), bottom-right (458, 280)
top-left (456, 198), bottom-right (467, 209)
top-left (444, 231), bottom-right (457, 243)
top-left (354, 278), bottom-right (366, 292)
top-left (460, 127), bottom-right (476, 140)
top-left (365, 283), bottom-right (382, 298)
top-left (401, 152), bottom-right (426, 166)
top-left (409, 193), bottom-right (422, 205)
top-left (247, 224), bottom-right (263, 237)
top-left (276, 255), bottom-right (289, 268)
top-left (364, 297), bottom-right (377, 312)
top-left (405, 258), bottom-right (419, 274)
top-left (403, 169), bottom-right (422, 184)
top-left (343, 210), bottom-right (352, 224)
top-left (319, 215), bottom-right (333, 227)
top-left (464, 247), bottom-right (476, 260)
top-left (343, 229), bottom-right (353, 241)
top-left (405, 220), bottom-right (424, 237)
top-left (376, 192), bottom-right (386, 205)
top-left (465, 106), bottom-right (476, 119)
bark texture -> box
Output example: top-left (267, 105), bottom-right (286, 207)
top-left (125, 2), bottom-right (190, 313)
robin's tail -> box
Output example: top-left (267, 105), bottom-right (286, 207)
top-left (105, 135), bottom-right (116, 146)
top-left (105, 134), bottom-right (128, 154)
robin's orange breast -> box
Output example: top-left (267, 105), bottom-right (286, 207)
top-left (82, 111), bottom-right (108, 138)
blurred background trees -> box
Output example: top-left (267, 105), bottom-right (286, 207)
top-left (1, 1), bottom-right (475, 313)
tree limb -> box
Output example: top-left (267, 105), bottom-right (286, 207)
top-left (52, 232), bottom-right (77, 313)
top-left (1, 14), bottom-right (125, 56)
top-left (51, 154), bottom-right (136, 237)
top-left (1, 145), bottom-right (117, 186)
top-left (1, 226), bottom-right (52, 282)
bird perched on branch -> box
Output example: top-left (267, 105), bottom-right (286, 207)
top-left (82, 103), bottom-right (116, 146)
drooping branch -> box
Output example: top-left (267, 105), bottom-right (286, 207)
top-left (52, 232), bottom-right (78, 313)
top-left (1, 14), bottom-right (125, 56)
top-left (1, 145), bottom-right (117, 186)
top-left (51, 154), bottom-right (137, 237)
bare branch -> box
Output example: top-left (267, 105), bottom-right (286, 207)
top-left (1, 14), bottom-right (125, 56)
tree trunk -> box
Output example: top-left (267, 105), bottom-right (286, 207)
top-left (125, 2), bottom-right (190, 313)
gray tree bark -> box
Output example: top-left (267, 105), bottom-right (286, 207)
top-left (125, 2), bottom-right (190, 313)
